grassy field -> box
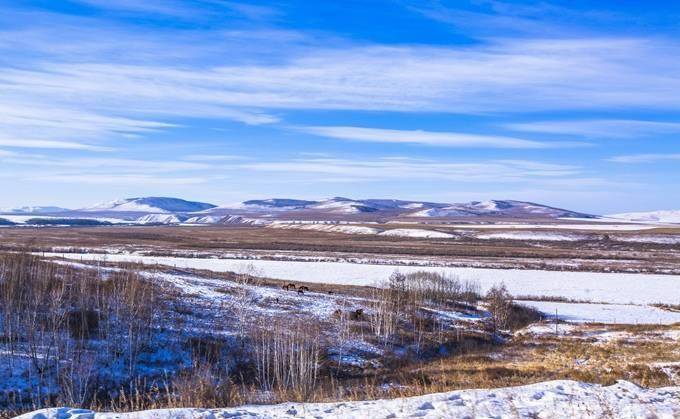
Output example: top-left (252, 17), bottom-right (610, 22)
top-left (1, 224), bottom-right (679, 274)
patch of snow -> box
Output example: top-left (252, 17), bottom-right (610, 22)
top-left (310, 198), bottom-right (368, 214)
top-left (183, 215), bottom-right (223, 224)
top-left (269, 223), bottom-right (381, 235)
top-left (476, 232), bottom-right (588, 241)
top-left (518, 300), bottom-right (680, 325)
top-left (449, 223), bottom-right (660, 231)
top-left (612, 235), bottom-right (680, 245)
top-left (82, 197), bottom-right (215, 213)
top-left (379, 229), bottom-right (455, 239)
top-left (136, 214), bottom-right (181, 224)
top-left (18, 380), bottom-right (680, 419)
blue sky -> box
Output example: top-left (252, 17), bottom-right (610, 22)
top-left (1, 0), bottom-right (680, 213)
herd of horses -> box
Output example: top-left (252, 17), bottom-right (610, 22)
top-left (279, 282), bottom-right (364, 320)
top-left (281, 282), bottom-right (311, 294)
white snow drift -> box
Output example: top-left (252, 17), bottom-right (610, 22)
top-left (18, 380), bottom-right (680, 419)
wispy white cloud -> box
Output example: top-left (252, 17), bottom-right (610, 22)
top-left (608, 154), bottom-right (680, 163)
top-left (0, 137), bottom-right (113, 152)
top-left (508, 119), bottom-right (680, 138)
top-left (71, 0), bottom-right (192, 16)
top-left (4, 32), bottom-right (680, 150)
top-left (2, 153), bottom-right (215, 186)
top-left (71, 0), bottom-right (281, 21)
top-left (296, 126), bottom-right (581, 148)
top-left (2, 156), bottom-right (212, 172)
top-left (184, 154), bottom-right (247, 161)
top-left (28, 173), bottom-right (208, 185)
top-left (240, 157), bottom-right (581, 183)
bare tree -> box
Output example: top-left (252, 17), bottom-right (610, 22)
top-left (486, 283), bottom-right (513, 332)
top-left (230, 263), bottom-right (263, 340)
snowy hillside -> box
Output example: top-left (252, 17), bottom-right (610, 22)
top-left (609, 210), bottom-right (680, 224)
top-left (18, 380), bottom-right (680, 418)
top-left (411, 200), bottom-right (595, 219)
top-left (82, 197), bottom-right (216, 213)
top-left (2, 196), bottom-right (604, 220)
top-left (308, 197), bottom-right (381, 214)
top-left (135, 214), bottom-right (183, 224)
top-left (0, 206), bottom-right (69, 214)
top-left (240, 198), bottom-right (318, 209)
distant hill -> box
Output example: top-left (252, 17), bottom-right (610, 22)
top-left (0, 206), bottom-right (70, 214)
top-left (1, 196), bottom-right (604, 225)
top-left (410, 200), bottom-right (595, 219)
top-left (208, 197), bottom-right (595, 219)
top-left (82, 197), bottom-right (216, 213)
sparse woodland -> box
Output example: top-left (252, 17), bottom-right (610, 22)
top-left (1, 252), bottom-right (674, 418)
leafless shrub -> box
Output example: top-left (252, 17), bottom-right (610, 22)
top-left (486, 283), bottom-right (513, 332)
top-left (251, 317), bottom-right (320, 398)
top-left (370, 293), bottom-right (399, 341)
top-left (230, 263), bottom-right (264, 340)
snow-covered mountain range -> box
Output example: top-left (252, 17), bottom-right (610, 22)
top-left (200, 197), bottom-right (595, 219)
top-left (2, 196), bottom-right (679, 226)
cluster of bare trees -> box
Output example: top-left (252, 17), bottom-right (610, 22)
top-left (251, 318), bottom-right (320, 398)
top-left (485, 283), bottom-right (513, 332)
top-left (0, 253), bottom-right (159, 412)
top-left (369, 271), bottom-right (482, 347)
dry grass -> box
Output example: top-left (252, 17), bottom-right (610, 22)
top-left (392, 324), bottom-right (680, 398)
top-left (2, 224), bottom-right (679, 275)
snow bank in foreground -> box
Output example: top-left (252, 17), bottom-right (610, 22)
top-left (518, 300), bottom-right (680, 324)
top-left (18, 380), bottom-right (680, 419)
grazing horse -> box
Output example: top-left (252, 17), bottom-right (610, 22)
top-left (282, 283), bottom-right (297, 291)
top-left (350, 308), bottom-right (364, 321)
top-left (297, 288), bottom-right (305, 295)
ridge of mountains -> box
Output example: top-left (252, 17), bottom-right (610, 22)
top-left (1, 196), bottom-right (678, 225)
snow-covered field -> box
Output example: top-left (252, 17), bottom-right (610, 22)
top-left (18, 380), bottom-right (680, 419)
top-left (268, 223), bottom-right (381, 235)
top-left (449, 223), bottom-right (662, 231)
top-left (44, 253), bottom-right (680, 305)
top-left (476, 231), bottom-right (588, 241)
top-left (613, 235), bottom-right (680, 244)
top-left (518, 300), bottom-right (680, 324)
top-left (378, 228), bottom-right (455, 239)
